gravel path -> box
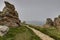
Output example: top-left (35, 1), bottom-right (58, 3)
top-left (26, 25), bottom-right (55, 40)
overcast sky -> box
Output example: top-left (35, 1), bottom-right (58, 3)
top-left (0, 0), bottom-right (60, 21)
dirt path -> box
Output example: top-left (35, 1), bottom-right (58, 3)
top-left (26, 25), bottom-right (55, 40)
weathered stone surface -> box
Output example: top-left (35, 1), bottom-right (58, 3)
top-left (4, 1), bottom-right (15, 10)
top-left (45, 15), bottom-right (60, 30)
top-left (44, 18), bottom-right (53, 28)
top-left (0, 25), bottom-right (9, 36)
top-left (46, 18), bottom-right (53, 26)
top-left (58, 15), bottom-right (60, 18)
top-left (54, 15), bottom-right (60, 26)
top-left (54, 17), bottom-right (58, 26)
top-left (0, 1), bottom-right (21, 27)
top-left (54, 15), bottom-right (60, 30)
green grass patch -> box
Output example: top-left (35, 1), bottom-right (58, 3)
top-left (0, 25), bottom-right (41, 40)
top-left (28, 24), bottom-right (60, 40)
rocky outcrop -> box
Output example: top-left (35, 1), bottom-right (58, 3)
top-left (44, 15), bottom-right (60, 30)
top-left (44, 18), bottom-right (53, 28)
top-left (46, 18), bottom-right (53, 26)
top-left (54, 15), bottom-right (60, 30)
top-left (0, 1), bottom-right (21, 27)
top-left (54, 15), bottom-right (60, 26)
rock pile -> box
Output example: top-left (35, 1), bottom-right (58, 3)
top-left (0, 1), bottom-right (21, 27)
top-left (45, 15), bottom-right (60, 30)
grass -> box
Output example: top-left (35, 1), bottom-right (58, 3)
top-left (0, 25), bottom-right (41, 40)
top-left (28, 24), bottom-right (60, 40)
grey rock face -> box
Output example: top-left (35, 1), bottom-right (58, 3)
top-left (46, 18), bottom-right (53, 26)
top-left (45, 15), bottom-right (60, 30)
top-left (54, 16), bottom-right (60, 30)
top-left (0, 1), bottom-right (21, 27)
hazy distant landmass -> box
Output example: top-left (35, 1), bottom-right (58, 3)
top-left (26, 21), bottom-right (45, 26)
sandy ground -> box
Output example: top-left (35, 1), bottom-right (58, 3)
top-left (26, 25), bottom-right (55, 40)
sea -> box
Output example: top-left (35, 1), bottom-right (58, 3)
top-left (26, 21), bottom-right (45, 26)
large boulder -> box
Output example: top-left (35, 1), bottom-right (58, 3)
top-left (4, 1), bottom-right (15, 10)
top-left (54, 15), bottom-right (60, 30)
top-left (0, 1), bottom-right (21, 27)
top-left (44, 18), bottom-right (53, 28)
top-left (44, 15), bottom-right (60, 30)
top-left (54, 17), bottom-right (58, 26)
top-left (0, 25), bottom-right (9, 36)
top-left (46, 18), bottom-right (53, 26)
